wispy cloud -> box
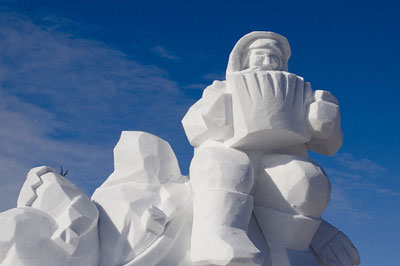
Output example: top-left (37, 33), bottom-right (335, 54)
top-left (321, 152), bottom-right (398, 224)
top-left (334, 153), bottom-right (387, 174)
top-left (325, 186), bottom-right (373, 222)
top-left (152, 45), bottom-right (179, 60)
top-left (203, 72), bottom-right (224, 81)
top-left (183, 83), bottom-right (207, 90)
top-left (0, 11), bottom-right (190, 211)
top-left (0, 90), bottom-right (112, 210)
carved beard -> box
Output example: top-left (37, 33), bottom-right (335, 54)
top-left (225, 69), bottom-right (313, 150)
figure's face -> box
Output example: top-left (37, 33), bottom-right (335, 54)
top-left (247, 48), bottom-right (283, 71)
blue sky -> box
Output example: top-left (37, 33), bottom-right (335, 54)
top-left (0, 0), bottom-right (399, 265)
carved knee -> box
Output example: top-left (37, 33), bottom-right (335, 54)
top-left (190, 142), bottom-right (254, 195)
top-left (254, 154), bottom-right (331, 218)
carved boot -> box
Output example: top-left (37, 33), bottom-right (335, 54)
top-left (190, 189), bottom-right (263, 266)
top-left (189, 142), bottom-right (262, 265)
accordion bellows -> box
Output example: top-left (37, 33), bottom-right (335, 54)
top-left (226, 70), bottom-right (313, 149)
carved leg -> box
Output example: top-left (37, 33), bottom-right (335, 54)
top-left (190, 142), bottom-right (263, 265)
top-left (253, 154), bottom-right (331, 266)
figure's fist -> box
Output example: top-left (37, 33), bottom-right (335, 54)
top-left (307, 90), bottom-right (340, 139)
top-left (313, 90), bottom-right (338, 105)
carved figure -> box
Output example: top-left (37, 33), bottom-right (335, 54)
top-left (182, 31), bottom-right (358, 266)
top-left (0, 31), bottom-right (360, 266)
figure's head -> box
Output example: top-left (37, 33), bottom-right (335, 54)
top-left (226, 31), bottom-right (291, 74)
top-left (245, 38), bottom-right (285, 71)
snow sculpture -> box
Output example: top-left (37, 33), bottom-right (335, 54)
top-left (0, 31), bottom-right (360, 266)
top-left (182, 31), bottom-right (358, 266)
top-left (0, 166), bottom-right (99, 266)
top-left (92, 131), bottom-right (191, 266)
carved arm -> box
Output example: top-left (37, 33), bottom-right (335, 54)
top-left (306, 90), bottom-right (343, 155)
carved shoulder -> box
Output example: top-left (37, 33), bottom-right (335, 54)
top-left (182, 81), bottom-right (233, 147)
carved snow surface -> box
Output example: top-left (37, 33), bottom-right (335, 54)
top-left (311, 220), bottom-right (361, 266)
top-left (190, 142), bottom-right (262, 265)
top-left (0, 31), bottom-right (360, 266)
top-left (226, 71), bottom-right (313, 149)
top-left (252, 155), bottom-right (330, 265)
top-left (181, 31), bottom-right (358, 266)
top-left (0, 132), bottom-right (192, 266)
top-left (306, 90), bottom-right (343, 156)
top-left (92, 131), bottom-right (191, 266)
top-left (182, 80), bottom-right (233, 147)
top-left (0, 167), bottom-right (100, 266)
top-left (254, 154), bottom-right (331, 218)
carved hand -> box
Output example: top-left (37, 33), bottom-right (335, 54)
top-left (307, 90), bottom-right (341, 139)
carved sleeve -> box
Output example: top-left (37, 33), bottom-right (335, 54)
top-left (182, 81), bottom-right (233, 147)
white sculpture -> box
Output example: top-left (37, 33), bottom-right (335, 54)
top-left (91, 131), bottom-right (191, 266)
top-left (0, 31), bottom-right (360, 266)
top-left (0, 166), bottom-right (100, 266)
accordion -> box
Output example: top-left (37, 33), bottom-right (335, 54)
top-left (226, 70), bottom-right (313, 150)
